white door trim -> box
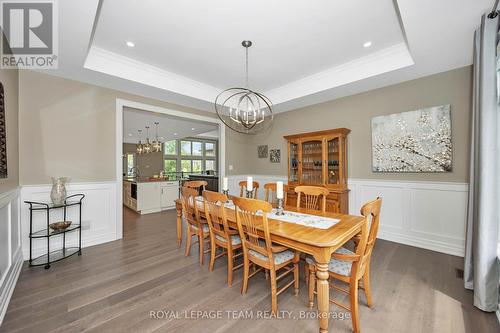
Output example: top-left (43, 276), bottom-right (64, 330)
top-left (115, 98), bottom-right (225, 239)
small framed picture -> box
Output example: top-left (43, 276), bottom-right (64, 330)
top-left (270, 149), bottom-right (280, 163)
top-left (258, 145), bottom-right (268, 158)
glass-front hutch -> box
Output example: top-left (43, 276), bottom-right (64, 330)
top-left (285, 128), bottom-right (350, 213)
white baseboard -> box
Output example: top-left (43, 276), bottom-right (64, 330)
top-left (20, 181), bottom-right (118, 260)
top-left (227, 175), bottom-right (468, 257)
top-left (0, 187), bottom-right (22, 326)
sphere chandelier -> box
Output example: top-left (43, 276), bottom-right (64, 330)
top-left (215, 40), bottom-right (273, 134)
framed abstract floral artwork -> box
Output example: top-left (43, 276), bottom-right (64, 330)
top-left (371, 105), bottom-right (452, 172)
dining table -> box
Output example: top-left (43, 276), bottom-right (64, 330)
top-left (174, 197), bottom-right (365, 333)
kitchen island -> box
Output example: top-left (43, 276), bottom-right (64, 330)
top-left (123, 178), bottom-right (179, 214)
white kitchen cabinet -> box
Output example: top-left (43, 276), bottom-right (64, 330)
top-left (137, 183), bottom-right (161, 213)
top-left (160, 182), bottom-right (178, 209)
top-left (123, 180), bottom-right (178, 214)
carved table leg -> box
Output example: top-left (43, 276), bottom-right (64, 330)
top-left (316, 262), bottom-right (330, 333)
top-left (176, 205), bottom-right (182, 247)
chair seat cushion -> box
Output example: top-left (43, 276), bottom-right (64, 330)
top-left (215, 234), bottom-right (242, 245)
top-left (305, 247), bottom-right (354, 276)
top-left (248, 249), bottom-right (294, 265)
top-left (192, 224), bottom-right (209, 233)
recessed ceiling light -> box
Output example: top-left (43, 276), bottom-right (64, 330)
top-left (363, 41), bottom-right (372, 48)
top-left (128, 133), bottom-right (133, 136)
top-left (160, 136), bottom-right (164, 139)
top-left (174, 133), bottom-right (178, 136)
top-left (126, 41), bottom-right (135, 48)
top-left (191, 128), bottom-right (195, 131)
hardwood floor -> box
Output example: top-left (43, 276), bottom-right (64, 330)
top-left (1, 207), bottom-right (498, 333)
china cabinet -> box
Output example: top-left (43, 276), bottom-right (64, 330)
top-left (284, 128), bottom-right (350, 213)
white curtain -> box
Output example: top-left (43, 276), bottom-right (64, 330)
top-left (464, 13), bottom-right (500, 312)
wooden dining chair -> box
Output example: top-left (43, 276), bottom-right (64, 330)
top-left (306, 197), bottom-right (382, 333)
top-left (184, 180), bottom-right (208, 195)
top-left (203, 190), bottom-right (243, 287)
top-left (180, 186), bottom-right (211, 266)
top-left (263, 183), bottom-right (277, 204)
top-left (232, 196), bottom-right (300, 314)
top-left (238, 180), bottom-right (259, 199)
top-left (264, 182), bottom-right (290, 205)
top-left (294, 185), bottom-right (329, 212)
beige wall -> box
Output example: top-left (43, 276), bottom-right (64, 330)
top-left (18, 67), bottom-right (472, 185)
top-left (18, 71), bottom-right (248, 185)
top-left (245, 66), bottom-right (472, 183)
top-left (0, 66), bottom-right (19, 193)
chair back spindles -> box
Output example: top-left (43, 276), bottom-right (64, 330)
top-left (264, 183), bottom-right (289, 205)
top-left (232, 197), bottom-right (273, 262)
top-left (238, 180), bottom-right (260, 199)
top-left (203, 190), bottom-right (230, 240)
top-left (264, 183), bottom-right (278, 204)
top-left (180, 187), bottom-right (201, 228)
top-left (295, 185), bottom-right (329, 212)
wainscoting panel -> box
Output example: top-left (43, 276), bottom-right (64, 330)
top-left (349, 179), bottom-right (468, 257)
top-left (0, 188), bottom-right (22, 326)
top-left (20, 182), bottom-right (118, 260)
top-left (228, 175), bottom-right (468, 257)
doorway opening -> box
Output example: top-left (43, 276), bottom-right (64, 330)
top-left (115, 99), bottom-right (225, 239)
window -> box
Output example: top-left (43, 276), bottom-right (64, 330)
top-left (205, 142), bottom-right (215, 157)
top-left (164, 140), bottom-right (176, 155)
top-left (181, 160), bottom-right (192, 172)
top-left (164, 159), bottom-right (176, 173)
top-left (164, 138), bottom-right (218, 176)
top-left (192, 141), bottom-right (202, 156)
top-left (192, 160), bottom-right (202, 173)
top-left (181, 141), bottom-right (191, 155)
top-left (126, 154), bottom-right (135, 177)
top-left (205, 160), bottom-right (215, 172)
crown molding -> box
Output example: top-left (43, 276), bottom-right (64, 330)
top-left (265, 42), bottom-right (414, 105)
top-left (84, 43), bottom-right (414, 110)
top-left (84, 46), bottom-right (221, 103)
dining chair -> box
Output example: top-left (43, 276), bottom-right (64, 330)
top-left (180, 186), bottom-right (211, 266)
top-left (264, 182), bottom-right (290, 206)
top-left (203, 190), bottom-right (243, 287)
top-left (232, 196), bottom-right (300, 314)
top-left (294, 185), bottom-right (329, 212)
top-left (306, 197), bottom-right (382, 333)
top-left (238, 180), bottom-right (259, 199)
top-left (184, 180), bottom-right (208, 195)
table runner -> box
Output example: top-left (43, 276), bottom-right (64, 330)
top-left (195, 196), bottom-right (339, 229)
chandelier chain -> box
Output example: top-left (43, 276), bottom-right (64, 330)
top-left (245, 46), bottom-right (249, 88)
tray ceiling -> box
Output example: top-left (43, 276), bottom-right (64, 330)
top-left (45, 0), bottom-right (493, 113)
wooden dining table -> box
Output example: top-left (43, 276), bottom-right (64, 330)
top-left (174, 198), bottom-right (365, 333)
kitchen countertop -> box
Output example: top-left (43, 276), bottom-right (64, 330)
top-left (123, 178), bottom-right (180, 184)
top-left (188, 174), bottom-right (219, 178)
